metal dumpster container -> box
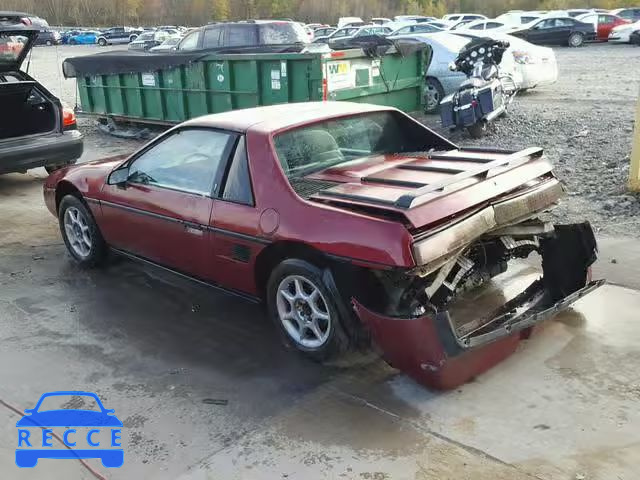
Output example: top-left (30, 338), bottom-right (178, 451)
top-left (66, 47), bottom-right (430, 125)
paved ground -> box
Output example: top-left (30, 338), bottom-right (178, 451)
top-left (1, 42), bottom-right (639, 479)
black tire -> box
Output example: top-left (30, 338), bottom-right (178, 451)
top-left (58, 195), bottom-right (108, 267)
top-left (467, 121), bottom-right (487, 139)
top-left (568, 32), bottom-right (584, 47)
top-left (98, 38), bottom-right (107, 46)
top-left (423, 77), bottom-right (445, 114)
top-left (266, 259), bottom-right (350, 362)
top-left (129, 35), bottom-right (137, 42)
top-left (45, 40), bottom-right (52, 46)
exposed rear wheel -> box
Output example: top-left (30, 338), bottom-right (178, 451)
top-left (58, 195), bottom-right (108, 267)
top-left (267, 259), bottom-right (349, 362)
top-left (568, 32), bottom-right (584, 47)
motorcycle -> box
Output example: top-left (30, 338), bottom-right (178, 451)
top-left (439, 37), bottom-right (516, 138)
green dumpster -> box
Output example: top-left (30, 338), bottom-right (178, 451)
top-left (66, 46), bottom-right (430, 125)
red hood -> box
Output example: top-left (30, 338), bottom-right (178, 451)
top-left (306, 147), bottom-right (556, 230)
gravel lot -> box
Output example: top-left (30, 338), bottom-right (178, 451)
top-left (28, 42), bottom-right (640, 237)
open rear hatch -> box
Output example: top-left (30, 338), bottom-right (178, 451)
top-left (0, 26), bottom-right (59, 142)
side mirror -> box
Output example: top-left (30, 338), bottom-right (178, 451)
top-left (448, 61), bottom-right (457, 71)
top-left (107, 167), bottom-right (129, 187)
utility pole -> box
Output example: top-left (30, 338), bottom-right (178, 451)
top-left (630, 89), bottom-right (640, 192)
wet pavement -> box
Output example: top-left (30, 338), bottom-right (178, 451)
top-left (1, 169), bottom-right (639, 479)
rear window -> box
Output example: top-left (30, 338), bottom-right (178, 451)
top-left (0, 33), bottom-right (28, 64)
top-left (259, 23), bottom-right (307, 44)
top-left (273, 112), bottom-right (432, 178)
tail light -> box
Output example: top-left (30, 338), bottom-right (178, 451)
top-left (62, 106), bottom-right (77, 129)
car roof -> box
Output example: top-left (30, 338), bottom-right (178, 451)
top-left (182, 102), bottom-right (396, 133)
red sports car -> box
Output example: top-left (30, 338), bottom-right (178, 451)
top-left (44, 102), bottom-right (602, 390)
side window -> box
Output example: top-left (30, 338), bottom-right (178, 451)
top-left (203, 27), bottom-right (222, 48)
top-left (469, 23), bottom-right (484, 30)
top-left (398, 26), bottom-right (410, 34)
top-left (128, 129), bottom-right (235, 196)
top-left (598, 15), bottom-right (613, 24)
top-left (221, 138), bottom-right (254, 205)
top-left (225, 25), bottom-right (257, 46)
top-left (486, 22), bottom-right (502, 28)
top-left (178, 30), bottom-right (200, 51)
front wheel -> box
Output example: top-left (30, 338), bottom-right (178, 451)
top-left (467, 121), bottom-right (487, 139)
top-left (568, 32), bottom-right (584, 47)
top-left (58, 195), bottom-right (108, 267)
top-left (45, 40), bottom-right (52, 46)
top-left (98, 38), bottom-right (107, 46)
top-left (267, 259), bottom-right (349, 362)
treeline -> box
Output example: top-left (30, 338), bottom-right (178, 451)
top-left (0, 0), bottom-right (636, 27)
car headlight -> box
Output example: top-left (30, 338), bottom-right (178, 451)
top-left (512, 50), bottom-right (536, 65)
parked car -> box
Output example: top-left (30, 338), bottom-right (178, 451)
top-left (393, 15), bottom-right (436, 23)
top-left (96, 27), bottom-right (142, 46)
top-left (442, 13), bottom-right (487, 22)
top-left (389, 23), bottom-right (443, 36)
top-left (576, 12), bottom-right (629, 41)
top-left (0, 24), bottom-right (82, 175)
top-left (371, 17), bottom-right (391, 25)
top-left (128, 30), bottom-right (175, 51)
top-left (43, 101), bottom-right (600, 390)
top-left (67, 30), bottom-right (99, 45)
top-left (149, 36), bottom-right (181, 52)
top-left (328, 25), bottom-right (392, 49)
top-left (390, 32), bottom-right (469, 112)
top-left (313, 27), bottom-right (335, 38)
top-left (458, 19), bottom-right (516, 33)
top-left (34, 29), bottom-right (61, 46)
top-left (510, 17), bottom-right (596, 47)
top-left (608, 20), bottom-right (640, 43)
top-left (337, 17), bottom-right (363, 28)
top-left (175, 21), bottom-right (308, 51)
top-left (313, 26), bottom-right (359, 43)
top-left (610, 8), bottom-right (640, 23)
top-left (495, 12), bottom-right (542, 25)
top-left (0, 11), bottom-right (48, 28)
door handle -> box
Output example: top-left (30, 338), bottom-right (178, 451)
top-left (183, 221), bottom-right (206, 235)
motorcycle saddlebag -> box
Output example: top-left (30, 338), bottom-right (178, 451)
top-left (439, 93), bottom-right (455, 128)
top-left (477, 84), bottom-right (496, 116)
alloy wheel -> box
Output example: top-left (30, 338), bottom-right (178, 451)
top-left (63, 207), bottom-right (92, 259)
top-left (276, 275), bottom-right (331, 349)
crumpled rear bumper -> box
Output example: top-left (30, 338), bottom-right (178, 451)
top-left (353, 280), bottom-right (602, 390)
top-left (352, 222), bottom-right (603, 390)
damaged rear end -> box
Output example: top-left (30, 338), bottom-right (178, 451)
top-left (316, 146), bottom-right (602, 389)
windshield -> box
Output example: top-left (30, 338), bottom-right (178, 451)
top-left (0, 33), bottom-right (28, 64)
top-left (273, 112), bottom-right (432, 178)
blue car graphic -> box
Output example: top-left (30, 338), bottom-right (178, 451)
top-left (16, 391), bottom-right (123, 468)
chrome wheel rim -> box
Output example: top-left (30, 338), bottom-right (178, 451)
top-left (64, 207), bottom-right (92, 259)
top-left (570, 35), bottom-right (581, 46)
top-left (276, 275), bottom-right (331, 349)
top-left (424, 83), bottom-right (440, 111)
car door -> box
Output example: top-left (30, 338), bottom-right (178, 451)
top-left (597, 15), bottom-right (614, 40)
top-left (527, 19), bottom-right (557, 44)
top-left (208, 137), bottom-right (264, 294)
top-left (99, 127), bottom-right (237, 279)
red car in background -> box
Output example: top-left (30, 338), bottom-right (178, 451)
top-left (577, 12), bottom-right (630, 40)
top-left (43, 102), bottom-right (602, 390)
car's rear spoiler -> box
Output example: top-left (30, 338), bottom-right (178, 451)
top-left (393, 147), bottom-right (544, 209)
top-left (313, 146), bottom-right (552, 229)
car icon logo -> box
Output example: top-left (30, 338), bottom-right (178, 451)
top-left (15, 391), bottom-right (123, 468)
